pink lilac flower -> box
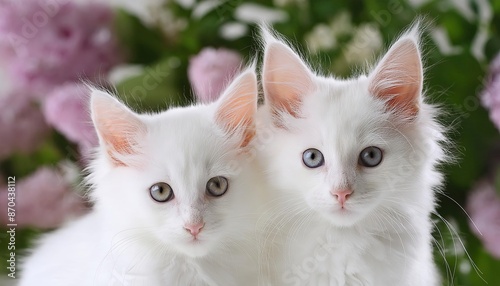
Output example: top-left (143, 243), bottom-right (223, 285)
top-left (481, 53), bottom-right (500, 130)
top-left (466, 179), bottom-right (500, 258)
top-left (188, 48), bottom-right (242, 103)
top-left (0, 90), bottom-right (50, 160)
top-left (0, 0), bottom-right (122, 95)
top-left (0, 167), bottom-right (87, 229)
top-left (42, 83), bottom-right (97, 149)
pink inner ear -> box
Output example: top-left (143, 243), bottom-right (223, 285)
top-left (216, 71), bottom-right (257, 148)
top-left (92, 92), bottom-right (145, 167)
top-left (264, 42), bottom-right (313, 119)
top-left (99, 119), bottom-right (141, 165)
top-left (369, 39), bottom-right (422, 117)
top-left (96, 115), bottom-right (144, 167)
top-left (379, 84), bottom-right (420, 117)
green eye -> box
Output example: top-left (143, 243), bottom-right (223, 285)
top-left (149, 182), bottom-right (174, 202)
top-left (206, 176), bottom-right (229, 197)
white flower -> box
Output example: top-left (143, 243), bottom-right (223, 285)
top-left (343, 23), bottom-right (383, 65)
top-left (304, 11), bottom-right (353, 53)
top-left (192, 0), bottom-right (220, 19)
top-left (174, 0), bottom-right (195, 9)
top-left (104, 0), bottom-right (187, 38)
top-left (155, 9), bottom-right (188, 38)
top-left (430, 26), bottom-right (462, 56)
top-left (220, 22), bottom-right (249, 40)
top-left (108, 64), bottom-right (144, 85)
top-left (235, 3), bottom-right (288, 24)
top-left (330, 11), bottom-right (353, 37)
top-left (305, 24), bottom-right (337, 53)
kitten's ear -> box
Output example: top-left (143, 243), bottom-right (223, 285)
top-left (215, 68), bottom-right (258, 148)
top-left (262, 28), bottom-right (314, 120)
top-left (90, 89), bottom-right (146, 167)
top-left (368, 31), bottom-right (422, 118)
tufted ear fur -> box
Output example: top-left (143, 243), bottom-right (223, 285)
top-left (90, 89), bottom-right (146, 167)
top-left (368, 31), bottom-right (423, 118)
top-left (215, 69), bottom-right (258, 148)
top-left (262, 27), bottom-right (314, 120)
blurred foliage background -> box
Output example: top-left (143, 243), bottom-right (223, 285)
top-left (1, 0), bottom-right (500, 285)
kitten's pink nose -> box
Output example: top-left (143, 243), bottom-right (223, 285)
top-left (331, 188), bottom-right (353, 207)
top-left (184, 222), bottom-right (205, 237)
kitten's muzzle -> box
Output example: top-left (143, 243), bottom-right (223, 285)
top-left (330, 188), bottom-right (353, 208)
top-left (184, 222), bottom-right (205, 237)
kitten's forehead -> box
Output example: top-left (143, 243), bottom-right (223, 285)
top-left (300, 77), bottom-right (390, 161)
top-left (143, 105), bottom-right (236, 189)
top-left (307, 78), bottom-right (385, 130)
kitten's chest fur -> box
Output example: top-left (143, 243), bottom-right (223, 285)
top-left (162, 247), bottom-right (258, 286)
top-left (275, 218), bottom-right (421, 286)
top-left (162, 258), bottom-right (212, 286)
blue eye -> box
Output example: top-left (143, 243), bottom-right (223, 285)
top-left (359, 146), bottom-right (383, 167)
top-left (302, 148), bottom-right (324, 168)
top-left (150, 182), bottom-right (174, 202)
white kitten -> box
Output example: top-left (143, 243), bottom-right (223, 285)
top-left (258, 25), bottom-right (446, 286)
top-left (20, 68), bottom-right (265, 286)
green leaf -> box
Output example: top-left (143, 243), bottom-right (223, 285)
top-left (114, 9), bottom-right (166, 64)
top-left (494, 166), bottom-right (500, 196)
top-left (493, 0), bottom-right (500, 13)
top-left (115, 58), bottom-right (192, 112)
top-left (426, 53), bottom-right (498, 192)
top-left (485, 37), bottom-right (500, 62)
top-left (468, 248), bottom-right (500, 285)
top-left (1, 134), bottom-right (66, 178)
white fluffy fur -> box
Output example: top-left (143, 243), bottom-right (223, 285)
top-left (258, 25), bottom-right (446, 286)
top-left (20, 69), bottom-right (266, 286)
